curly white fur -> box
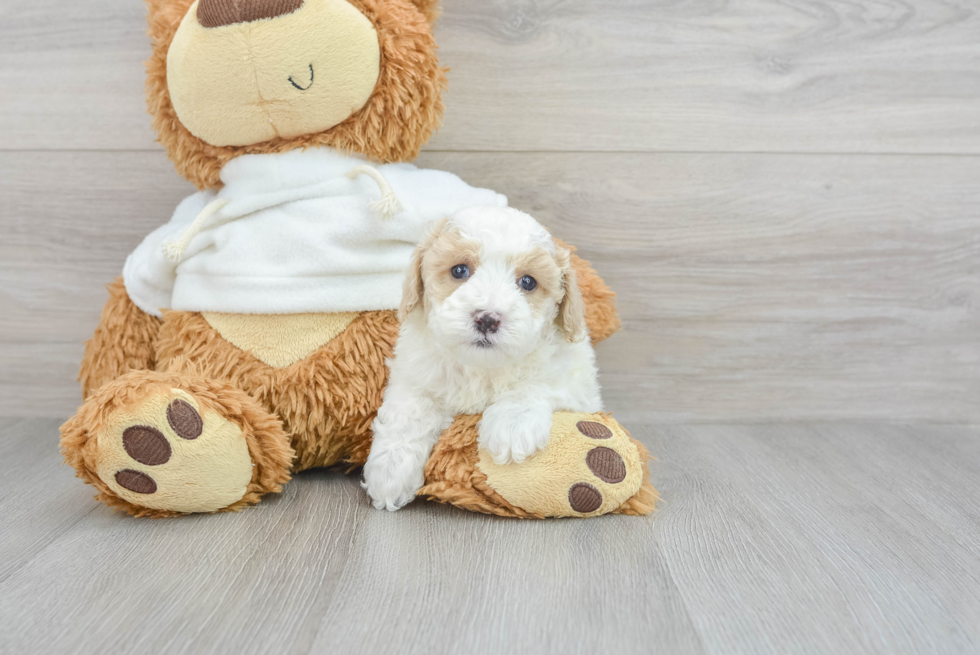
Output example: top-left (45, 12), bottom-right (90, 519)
top-left (363, 206), bottom-right (602, 511)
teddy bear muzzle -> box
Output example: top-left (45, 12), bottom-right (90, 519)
top-left (166, 0), bottom-right (381, 147)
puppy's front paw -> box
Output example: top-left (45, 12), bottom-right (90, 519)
top-left (479, 404), bottom-right (553, 465)
top-left (362, 448), bottom-right (425, 511)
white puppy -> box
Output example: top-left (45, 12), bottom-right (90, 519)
top-left (362, 206), bottom-right (603, 511)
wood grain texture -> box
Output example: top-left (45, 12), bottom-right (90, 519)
top-left (2, 150), bottom-right (977, 421)
top-left (2, 0), bottom-right (980, 152)
top-left (1, 418), bottom-right (978, 654)
top-left (0, 0), bottom-right (152, 151)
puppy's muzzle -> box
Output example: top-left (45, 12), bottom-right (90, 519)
top-left (474, 312), bottom-right (501, 335)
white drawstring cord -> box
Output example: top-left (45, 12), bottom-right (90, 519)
top-left (346, 165), bottom-right (404, 219)
top-left (162, 197), bottom-right (230, 263)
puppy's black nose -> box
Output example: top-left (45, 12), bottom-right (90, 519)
top-left (474, 312), bottom-right (501, 335)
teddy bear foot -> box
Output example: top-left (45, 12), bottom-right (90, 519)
top-left (60, 371), bottom-right (294, 517)
top-left (420, 412), bottom-right (658, 518)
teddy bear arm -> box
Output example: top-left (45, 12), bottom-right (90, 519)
top-left (79, 277), bottom-right (163, 399)
top-left (421, 412), bottom-right (657, 518)
top-left (554, 239), bottom-right (622, 344)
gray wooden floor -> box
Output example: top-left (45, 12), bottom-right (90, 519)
top-left (1, 418), bottom-right (979, 654)
top-left (2, 0), bottom-right (980, 652)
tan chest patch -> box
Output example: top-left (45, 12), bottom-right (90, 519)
top-left (202, 312), bottom-right (359, 368)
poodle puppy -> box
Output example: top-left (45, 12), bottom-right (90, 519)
top-left (363, 206), bottom-right (603, 511)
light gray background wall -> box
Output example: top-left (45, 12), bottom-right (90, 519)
top-left (2, 0), bottom-right (978, 422)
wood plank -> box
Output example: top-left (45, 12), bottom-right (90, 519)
top-left (0, 0), bottom-right (153, 151)
top-left (0, 418), bottom-right (98, 583)
top-left (433, 0), bottom-right (980, 154)
top-left (651, 423), bottom-right (980, 653)
top-left (1, 418), bottom-right (978, 653)
top-left (2, 0), bottom-right (980, 153)
top-left (2, 150), bottom-right (977, 422)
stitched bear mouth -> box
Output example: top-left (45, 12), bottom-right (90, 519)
top-left (288, 64), bottom-right (314, 91)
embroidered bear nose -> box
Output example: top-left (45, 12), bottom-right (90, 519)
top-left (198, 0), bottom-right (304, 28)
top-left (474, 312), bottom-right (501, 335)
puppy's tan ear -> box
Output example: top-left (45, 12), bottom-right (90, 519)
top-left (556, 246), bottom-right (588, 342)
top-left (399, 246), bottom-right (425, 322)
top-left (399, 219), bottom-right (447, 321)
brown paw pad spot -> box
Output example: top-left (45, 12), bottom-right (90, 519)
top-left (586, 446), bottom-right (626, 484)
top-left (115, 469), bottom-right (157, 494)
top-left (167, 399), bottom-right (203, 440)
top-left (576, 420), bottom-right (612, 440)
top-left (568, 482), bottom-right (603, 513)
top-left (122, 425), bottom-right (171, 466)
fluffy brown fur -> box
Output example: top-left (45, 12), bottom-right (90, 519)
top-left (614, 436), bottom-right (659, 516)
top-left (408, 0), bottom-right (439, 24)
top-left (149, 254), bottom-right (615, 471)
top-left (420, 415), bottom-right (538, 518)
top-left (79, 277), bottom-right (162, 400)
top-left (155, 310), bottom-right (400, 470)
top-left (76, 252), bottom-right (616, 484)
top-left (60, 370), bottom-right (294, 518)
top-left (77, 254), bottom-right (614, 472)
top-left (419, 414), bottom-right (658, 518)
top-left (559, 241), bottom-right (621, 344)
top-left (145, 0), bottom-right (446, 189)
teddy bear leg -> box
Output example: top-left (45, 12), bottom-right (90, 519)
top-left (419, 412), bottom-right (657, 518)
top-left (60, 370), bottom-right (294, 518)
top-left (79, 277), bottom-right (162, 399)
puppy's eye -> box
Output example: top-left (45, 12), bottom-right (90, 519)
top-left (451, 264), bottom-right (470, 280)
top-left (519, 275), bottom-right (537, 292)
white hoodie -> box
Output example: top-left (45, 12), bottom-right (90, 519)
top-left (122, 147), bottom-right (507, 317)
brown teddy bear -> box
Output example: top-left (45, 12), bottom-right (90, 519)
top-left (59, 0), bottom-right (656, 519)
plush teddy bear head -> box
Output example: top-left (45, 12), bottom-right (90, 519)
top-left (145, 0), bottom-right (444, 189)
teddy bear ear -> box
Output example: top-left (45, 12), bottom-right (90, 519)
top-left (145, 0), bottom-right (195, 30)
top-left (407, 0), bottom-right (439, 24)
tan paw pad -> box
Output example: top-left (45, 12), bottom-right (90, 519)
top-left (477, 412), bottom-right (644, 517)
top-left (94, 390), bottom-right (254, 513)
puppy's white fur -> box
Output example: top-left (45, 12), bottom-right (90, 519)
top-left (363, 206), bottom-right (602, 511)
